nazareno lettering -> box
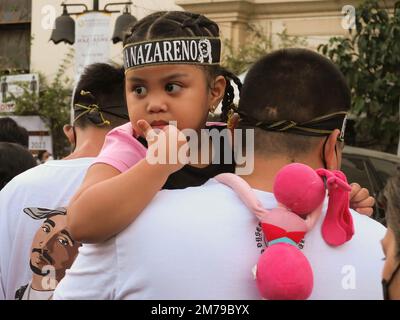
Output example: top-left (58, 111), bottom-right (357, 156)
top-left (123, 38), bottom-right (221, 70)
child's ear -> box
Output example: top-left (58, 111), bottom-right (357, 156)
top-left (209, 75), bottom-right (226, 107)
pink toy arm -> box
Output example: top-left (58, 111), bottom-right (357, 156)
top-left (304, 202), bottom-right (323, 231)
top-left (214, 173), bottom-right (269, 220)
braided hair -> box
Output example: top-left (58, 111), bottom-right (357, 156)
top-left (123, 11), bottom-right (242, 123)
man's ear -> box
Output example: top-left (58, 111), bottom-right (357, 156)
top-left (209, 75), bottom-right (226, 109)
top-left (323, 129), bottom-right (341, 170)
top-left (63, 124), bottom-right (75, 145)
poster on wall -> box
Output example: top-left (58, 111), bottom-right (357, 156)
top-left (74, 12), bottom-right (112, 82)
top-left (0, 74), bottom-right (39, 113)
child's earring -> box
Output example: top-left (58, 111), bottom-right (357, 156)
top-left (209, 105), bottom-right (217, 113)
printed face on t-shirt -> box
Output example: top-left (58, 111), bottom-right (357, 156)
top-left (30, 214), bottom-right (80, 279)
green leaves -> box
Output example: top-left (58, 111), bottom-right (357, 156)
top-left (319, 0), bottom-right (400, 153)
top-left (221, 25), bottom-right (307, 75)
top-left (1, 49), bottom-right (74, 158)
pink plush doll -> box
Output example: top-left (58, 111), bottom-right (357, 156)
top-left (214, 163), bottom-right (353, 300)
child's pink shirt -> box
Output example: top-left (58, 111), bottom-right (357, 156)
top-left (93, 121), bottom-right (227, 173)
top-left (94, 122), bottom-right (146, 173)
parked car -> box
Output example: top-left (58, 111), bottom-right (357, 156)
top-left (341, 146), bottom-right (400, 225)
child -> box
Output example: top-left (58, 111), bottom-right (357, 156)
top-left (67, 11), bottom-right (242, 242)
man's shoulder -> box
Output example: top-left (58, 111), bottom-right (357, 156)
top-left (157, 179), bottom-right (236, 199)
top-left (2, 158), bottom-right (94, 193)
top-left (157, 178), bottom-right (275, 203)
top-left (350, 209), bottom-right (386, 240)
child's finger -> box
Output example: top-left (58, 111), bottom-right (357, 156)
top-left (349, 183), bottom-right (361, 199)
top-left (351, 187), bottom-right (371, 203)
top-left (137, 120), bottom-right (156, 140)
top-left (354, 207), bottom-right (373, 217)
top-left (351, 196), bottom-right (375, 211)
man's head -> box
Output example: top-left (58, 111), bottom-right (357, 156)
top-left (238, 48), bottom-right (350, 170)
top-left (63, 63), bottom-right (129, 145)
top-left (0, 117), bottom-right (29, 148)
top-left (0, 142), bottom-right (36, 190)
top-left (24, 207), bottom-right (81, 282)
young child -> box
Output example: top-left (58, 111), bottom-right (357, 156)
top-left (67, 11), bottom-right (242, 242)
top-left (67, 11), bottom-right (374, 244)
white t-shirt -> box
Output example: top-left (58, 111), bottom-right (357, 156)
top-left (54, 179), bottom-right (386, 300)
top-left (0, 158), bottom-right (94, 300)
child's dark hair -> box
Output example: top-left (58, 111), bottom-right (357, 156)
top-left (123, 11), bottom-right (242, 122)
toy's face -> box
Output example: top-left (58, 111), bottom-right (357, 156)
top-left (199, 42), bottom-right (210, 56)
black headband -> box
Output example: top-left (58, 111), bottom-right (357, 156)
top-left (73, 90), bottom-right (129, 126)
top-left (123, 37), bottom-right (221, 71)
top-left (238, 111), bottom-right (348, 141)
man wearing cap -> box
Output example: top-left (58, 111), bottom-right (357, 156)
top-left (0, 63), bottom-right (129, 300)
top-left (54, 49), bottom-right (383, 300)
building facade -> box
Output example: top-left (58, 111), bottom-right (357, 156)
top-left (177, 0), bottom-right (396, 49)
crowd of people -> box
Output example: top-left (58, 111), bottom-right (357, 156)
top-left (0, 10), bottom-right (399, 300)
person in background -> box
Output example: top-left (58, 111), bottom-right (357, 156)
top-left (0, 117), bottom-right (29, 148)
top-left (36, 150), bottom-right (52, 164)
top-left (0, 63), bottom-right (129, 300)
top-left (0, 142), bottom-right (36, 190)
top-left (381, 167), bottom-right (400, 300)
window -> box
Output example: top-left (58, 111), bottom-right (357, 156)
top-left (341, 156), bottom-right (374, 193)
top-left (369, 158), bottom-right (400, 189)
top-left (0, 0), bottom-right (31, 72)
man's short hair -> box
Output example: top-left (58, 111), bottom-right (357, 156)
top-left (0, 117), bottom-right (29, 148)
top-left (238, 48), bottom-right (351, 157)
top-left (73, 63), bottom-right (129, 129)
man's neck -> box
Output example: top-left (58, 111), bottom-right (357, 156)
top-left (63, 128), bottom-right (108, 160)
top-left (238, 154), bottom-right (323, 193)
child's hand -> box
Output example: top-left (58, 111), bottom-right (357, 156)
top-left (349, 183), bottom-right (375, 216)
top-left (137, 120), bottom-right (189, 173)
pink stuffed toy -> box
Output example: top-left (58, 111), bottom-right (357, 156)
top-left (215, 163), bottom-right (353, 300)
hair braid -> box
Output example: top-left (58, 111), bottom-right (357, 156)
top-left (220, 69), bottom-right (242, 122)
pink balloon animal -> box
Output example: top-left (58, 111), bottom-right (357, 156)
top-left (215, 163), bottom-right (353, 300)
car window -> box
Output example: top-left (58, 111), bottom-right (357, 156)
top-left (369, 158), bottom-right (399, 188)
top-left (341, 156), bottom-right (374, 193)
